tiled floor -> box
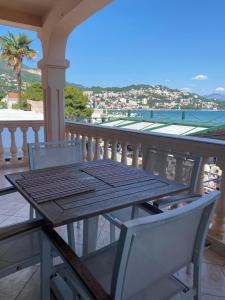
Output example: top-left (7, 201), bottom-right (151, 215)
top-left (0, 167), bottom-right (225, 299)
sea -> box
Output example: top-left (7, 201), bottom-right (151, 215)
top-left (108, 109), bottom-right (225, 125)
top-left (2, 110), bottom-right (225, 153)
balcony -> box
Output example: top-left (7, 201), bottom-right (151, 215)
top-left (3, 0), bottom-right (223, 298)
top-left (1, 119), bottom-right (225, 298)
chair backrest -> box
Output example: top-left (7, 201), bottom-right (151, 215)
top-left (111, 190), bottom-right (219, 299)
top-left (28, 140), bottom-right (83, 170)
top-left (143, 146), bottom-right (202, 193)
top-left (0, 220), bottom-right (43, 279)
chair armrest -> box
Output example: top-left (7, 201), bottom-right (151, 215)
top-left (139, 202), bottom-right (163, 214)
top-left (0, 219), bottom-right (46, 241)
top-left (155, 193), bottom-right (200, 209)
top-left (0, 186), bottom-right (17, 196)
top-left (43, 225), bottom-right (112, 300)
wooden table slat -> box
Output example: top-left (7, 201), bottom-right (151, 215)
top-left (59, 181), bottom-right (167, 210)
top-left (55, 178), bottom-right (160, 206)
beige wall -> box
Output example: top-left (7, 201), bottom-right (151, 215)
top-left (27, 99), bottom-right (43, 113)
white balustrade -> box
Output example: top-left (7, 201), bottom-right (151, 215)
top-left (87, 136), bottom-right (93, 161)
top-left (65, 121), bottom-right (225, 253)
top-left (111, 139), bottom-right (118, 161)
top-left (121, 142), bottom-right (128, 165)
top-left (132, 144), bottom-right (140, 168)
top-left (94, 137), bottom-right (101, 160)
top-left (0, 120), bottom-right (44, 167)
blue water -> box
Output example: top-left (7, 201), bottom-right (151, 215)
top-left (136, 110), bottom-right (225, 124)
top-left (107, 109), bottom-right (225, 125)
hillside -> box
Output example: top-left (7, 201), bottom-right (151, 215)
top-left (0, 58), bottom-right (41, 97)
top-left (0, 59), bottom-right (224, 110)
top-left (205, 93), bottom-right (225, 102)
top-left (0, 59), bottom-right (83, 97)
top-left (86, 84), bottom-right (220, 110)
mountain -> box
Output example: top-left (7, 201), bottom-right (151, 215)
top-left (205, 93), bottom-right (225, 101)
top-left (0, 59), bottom-right (222, 110)
top-left (0, 58), bottom-right (84, 96)
top-left (0, 58), bottom-right (41, 96)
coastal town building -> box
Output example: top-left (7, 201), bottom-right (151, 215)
top-left (2, 92), bottom-right (19, 108)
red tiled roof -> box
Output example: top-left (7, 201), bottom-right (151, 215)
top-left (8, 93), bottom-right (18, 99)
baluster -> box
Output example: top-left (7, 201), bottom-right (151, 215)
top-left (65, 128), bottom-right (70, 141)
top-left (103, 139), bottom-right (109, 160)
top-left (71, 131), bottom-right (75, 141)
top-left (21, 127), bottom-right (28, 162)
top-left (121, 142), bottom-right (128, 165)
top-left (82, 135), bottom-right (87, 161)
top-left (0, 128), bottom-right (3, 164)
top-left (132, 144), bottom-right (139, 168)
top-left (75, 133), bottom-right (80, 143)
top-left (33, 126), bottom-right (40, 144)
top-left (209, 159), bottom-right (225, 243)
top-left (9, 127), bottom-right (17, 163)
top-left (87, 136), bottom-right (93, 161)
top-left (94, 137), bottom-right (100, 160)
top-left (111, 139), bottom-right (118, 161)
top-left (174, 155), bottom-right (183, 183)
top-left (196, 156), bottom-right (209, 195)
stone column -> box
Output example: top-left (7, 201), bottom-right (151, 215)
top-left (38, 59), bottom-right (69, 142)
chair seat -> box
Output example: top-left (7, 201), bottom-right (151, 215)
top-left (82, 243), bottom-right (189, 300)
top-left (82, 243), bottom-right (117, 293)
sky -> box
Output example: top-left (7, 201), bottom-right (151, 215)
top-left (0, 0), bottom-right (225, 95)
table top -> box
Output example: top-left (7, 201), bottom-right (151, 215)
top-left (6, 160), bottom-right (189, 227)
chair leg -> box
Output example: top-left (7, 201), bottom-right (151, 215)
top-left (77, 221), bottom-right (81, 229)
top-left (40, 232), bottom-right (52, 300)
top-left (67, 223), bottom-right (76, 251)
top-left (131, 206), bottom-right (139, 219)
top-left (193, 262), bottom-right (201, 300)
top-left (83, 217), bottom-right (99, 255)
top-left (110, 223), bottom-right (116, 243)
top-left (29, 205), bottom-right (34, 220)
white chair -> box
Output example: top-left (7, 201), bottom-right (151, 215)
top-left (28, 140), bottom-right (83, 250)
top-left (42, 190), bottom-right (219, 300)
top-left (105, 147), bottom-right (202, 243)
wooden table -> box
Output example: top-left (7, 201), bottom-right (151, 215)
top-left (6, 159), bottom-right (189, 254)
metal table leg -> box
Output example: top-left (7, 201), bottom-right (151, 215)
top-left (82, 216), bottom-right (99, 256)
top-left (67, 223), bottom-right (76, 251)
top-left (40, 231), bottom-right (52, 300)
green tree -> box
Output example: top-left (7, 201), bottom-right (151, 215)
top-left (64, 86), bottom-right (93, 120)
top-left (20, 82), bottom-right (43, 109)
top-left (0, 32), bottom-right (36, 104)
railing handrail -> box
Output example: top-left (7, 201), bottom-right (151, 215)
top-left (0, 120), bottom-right (44, 128)
top-left (66, 121), bottom-right (225, 160)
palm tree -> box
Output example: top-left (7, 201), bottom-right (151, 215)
top-left (0, 32), bottom-right (36, 104)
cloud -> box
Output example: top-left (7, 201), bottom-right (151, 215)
top-left (215, 87), bottom-right (225, 94)
top-left (165, 79), bottom-right (170, 83)
top-left (192, 74), bottom-right (208, 80)
top-left (181, 87), bottom-right (191, 92)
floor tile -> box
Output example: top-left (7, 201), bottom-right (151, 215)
top-left (0, 266), bottom-right (37, 300)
